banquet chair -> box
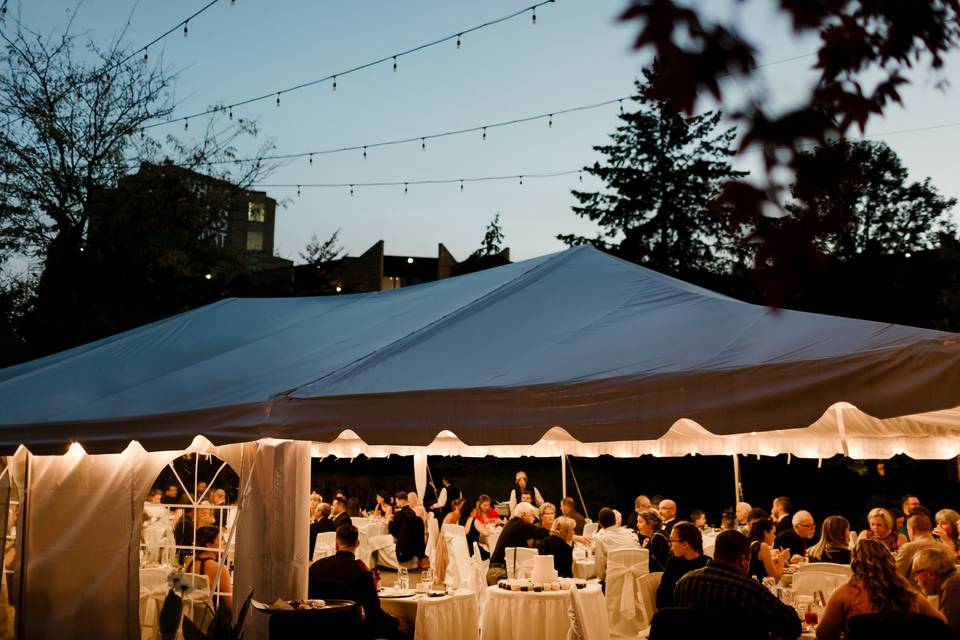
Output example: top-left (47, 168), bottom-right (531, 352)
top-left (139, 567), bottom-right (171, 640)
top-left (635, 571), bottom-right (662, 630)
top-left (793, 562), bottom-right (851, 598)
top-left (351, 517), bottom-right (370, 528)
top-left (701, 540), bottom-right (715, 558)
top-left (472, 541), bottom-right (490, 614)
top-left (605, 547), bottom-right (649, 638)
top-left (425, 513), bottom-right (440, 561)
top-left (313, 531), bottom-right (337, 562)
top-left (504, 546), bottom-right (538, 579)
top-left (582, 522), bottom-right (599, 539)
top-left (566, 583), bottom-right (611, 640)
top-left (442, 524), bottom-right (473, 590)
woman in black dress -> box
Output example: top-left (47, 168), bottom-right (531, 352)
top-left (537, 516), bottom-right (575, 577)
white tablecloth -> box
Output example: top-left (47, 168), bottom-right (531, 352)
top-left (380, 589), bottom-right (479, 640)
top-left (480, 584), bottom-right (606, 640)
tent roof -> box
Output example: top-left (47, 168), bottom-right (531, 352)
top-left (3, 246), bottom-right (960, 455)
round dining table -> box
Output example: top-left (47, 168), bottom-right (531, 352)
top-left (480, 584), bottom-right (606, 640)
top-left (380, 588), bottom-right (479, 640)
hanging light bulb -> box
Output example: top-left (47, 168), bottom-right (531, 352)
top-left (460, 180), bottom-right (464, 191)
top-left (276, 93), bottom-right (280, 107)
top-left (456, 34), bottom-right (462, 49)
top-left (421, 138), bottom-right (426, 150)
top-left (143, 49), bottom-right (149, 64)
top-left (548, 114), bottom-right (553, 128)
top-left (184, 119), bottom-right (189, 131)
top-left (619, 100), bottom-right (624, 115)
top-left (140, 129), bottom-right (145, 140)
top-left (404, 183), bottom-right (408, 194)
top-left (362, 146), bottom-right (367, 159)
top-left (349, 184), bottom-right (354, 196)
top-left (308, 154), bottom-right (313, 166)
top-left (579, 171), bottom-right (583, 183)
top-left (228, 107), bottom-right (233, 120)
top-left (183, 21), bottom-right (189, 37)
top-left (297, 185), bottom-right (301, 197)
top-left (393, 57), bottom-right (397, 72)
top-left (332, 76), bottom-right (337, 91)
top-left (519, 175), bottom-right (524, 185)
top-left (482, 127), bottom-right (487, 141)
top-left (532, 7), bottom-right (536, 24)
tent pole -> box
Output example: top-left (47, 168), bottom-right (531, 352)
top-left (733, 454), bottom-right (742, 504)
top-left (561, 454), bottom-right (567, 500)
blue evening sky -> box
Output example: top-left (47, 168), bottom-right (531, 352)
top-left (11, 1), bottom-right (960, 264)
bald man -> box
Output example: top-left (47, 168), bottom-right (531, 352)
top-left (659, 499), bottom-right (678, 537)
top-left (775, 510), bottom-right (816, 560)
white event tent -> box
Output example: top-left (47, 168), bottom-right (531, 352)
top-left (2, 245), bottom-right (960, 639)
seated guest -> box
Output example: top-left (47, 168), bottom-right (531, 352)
top-left (461, 497), bottom-right (489, 560)
top-left (442, 498), bottom-right (464, 526)
top-left (656, 522), bottom-right (709, 609)
top-left (559, 497), bottom-right (586, 535)
top-left (373, 490), bottom-right (393, 521)
top-left (636, 509), bottom-right (670, 572)
top-left (658, 499), bottom-right (678, 537)
top-left (389, 492), bottom-right (426, 566)
top-left (720, 511), bottom-right (737, 531)
top-left (407, 492), bottom-right (429, 528)
top-left (689, 509), bottom-right (708, 531)
top-left (858, 507), bottom-right (908, 552)
top-left (314, 503), bottom-right (336, 533)
top-left (594, 507), bottom-right (641, 581)
top-left (745, 507), bottom-right (769, 526)
top-left (183, 526), bottom-right (233, 611)
top-left (626, 495), bottom-right (652, 531)
top-left (674, 530), bottom-right (801, 639)
top-left (912, 546), bottom-right (960, 636)
top-left (775, 510), bottom-right (816, 560)
top-left (487, 502), bottom-right (549, 584)
top-left (538, 502), bottom-right (557, 532)
top-left (816, 538), bottom-right (943, 640)
top-left (735, 501), bottom-right (752, 528)
top-left (896, 513), bottom-right (942, 579)
top-left (748, 518), bottom-right (789, 582)
top-left (329, 498), bottom-right (351, 529)
top-left (890, 507), bottom-right (906, 537)
top-left (309, 524), bottom-right (406, 639)
top-left (508, 471), bottom-right (544, 513)
top-left (772, 496), bottom-right (793, 535)
top-left (472, 495), bottom-right (501, 527)
top-left (537, 516), bottom-right (576, 578)
top-left (808, 515), bottom-right (852, 564)
top-left (934, 509), bottom-right (960, 557)
top-left (346, 496), bottom-right (362, 518)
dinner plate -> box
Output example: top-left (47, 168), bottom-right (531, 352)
top-left (379, 588), bottom-right (417, 598)
top-left (251, 599), bottom-right (354, 614)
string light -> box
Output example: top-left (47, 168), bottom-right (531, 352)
top-left (183, 21), bottom-right (189, 37)
top-left (142, 0), bottom-right (559, 130)
top-left (201, 96), bottom-right (628, 166)
top-left (393, 57), bottom-right (397, 72)
top-left (548, 114), bottom-right (553, 128)
top-left (308, 154), bottom-right (313, 166)
top-left (228, 107), bottom-right (233, 120)
top-left (519, 175), bottom-right (524, 185)
top-left (578, 171), bottom-right (583, 183)
top-left (421, 138), bottom-right (426, 150)
top-left (532, 6), bottom-right (537, 24)
top-left (276, 93), bottom-right (280, 107)
top-left (619, 100), bottom-right (624, 115)
top-left (362, 146), bottom-right (367, 159)
top-left (460, 179), bottom-right (464, 191)
top-left (457, 34), bottom-right (462, 49)
top-left (255, 169), bottom-right (580, 192)
top-left (349, 184), bottom-right (355, 196)
top-left (184, 119), bottom-right (189, 131)
top-left (297, 185), bottom-right (301, 197)
top-left (143, 49), bottom-right (149, 64)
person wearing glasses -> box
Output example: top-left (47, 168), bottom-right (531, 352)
top-left (656, 522), bottom-right (709, 608)
top-left (912, 546), bottom-right (960, 635)
top-left (775, 510), bottom-right (816, 562)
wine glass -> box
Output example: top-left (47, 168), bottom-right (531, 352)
top-left (397, 567), bottom-right (409, 590)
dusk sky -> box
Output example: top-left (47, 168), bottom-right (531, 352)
top-left (14, 0), bottom-right (960, 265)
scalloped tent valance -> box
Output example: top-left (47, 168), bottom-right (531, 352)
top-left (3, 245), bottom-right (960, 458)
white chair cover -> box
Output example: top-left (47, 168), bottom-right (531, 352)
top-left (583, 522), bottom-right (599, 539)
top-left (793, 563), bottom-right (850, 599)
top-left (472, 541), bottom-right (490, 614)
top-left (312, 531), bottom-right (336, 561)
top-left (635, 571), bottom-right (662, 630)
top-left (351, 517), bottom-right (370, 528)
top-left (425, 513), bottom-right (440, 559)
top-left (504, 546), bottom-right (539, 579)
top-left (605, 547), bottom-right (649, 639)
top-left (567, 583), bottom-right (611, 640)
top-left (442, 524), bottom-right (472, 590)
top-left (702, 540), bottom-right (715, 558)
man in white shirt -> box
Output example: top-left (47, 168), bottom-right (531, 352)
top-left (595, 507), bottom-right (641, 581)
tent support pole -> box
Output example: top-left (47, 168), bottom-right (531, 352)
top-left (733, 454), bottom-right (742, 504)
top-left (561, 454), bottom-right (567, 500)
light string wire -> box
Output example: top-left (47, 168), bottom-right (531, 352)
top-left (142, 0), bottom-right (557, 130)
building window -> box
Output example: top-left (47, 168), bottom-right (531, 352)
top-left (247, 202), bottom-right (265, 223)
top-left (140, 453), bottom-right (240, 630)
top-left (246, 231), bottom-right (264, 251)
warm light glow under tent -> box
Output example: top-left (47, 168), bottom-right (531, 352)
top-left (2, 245), bottom-right (960, 458)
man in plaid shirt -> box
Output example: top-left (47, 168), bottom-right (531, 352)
top-left (675, 530), bottom-right (801, 639)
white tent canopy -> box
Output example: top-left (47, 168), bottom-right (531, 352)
top-left (2, 245), bottom-right (960, 458)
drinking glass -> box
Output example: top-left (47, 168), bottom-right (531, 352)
top-left (422, 567), bottom-right (434, 586)
top-left (397, 567), bottom-right (409, 590)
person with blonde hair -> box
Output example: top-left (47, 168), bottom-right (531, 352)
top-left (816, 538), bottom-right (943, 639)
top-left (538, 502), bottom-right (556, 532)
top-left (808, 515), bottom-right (852, 564)
top-left (858, 507), bottom-right (907, 552)
top-left (935, 509), bottom-right (960, 558)
top-left (537, 516), bottom-right (576, 577)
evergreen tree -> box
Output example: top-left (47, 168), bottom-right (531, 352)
top-left (559, 68), bottom-right (747, 276)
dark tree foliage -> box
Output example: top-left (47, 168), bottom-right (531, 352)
top-left (789, 140), bottom-right (956, 260)
top-left (453, 214), bottom-right (511, 276)
top-left (559, 71), bottom-right (747, 277)
top-left (618, 0), bottom-right (960, 302)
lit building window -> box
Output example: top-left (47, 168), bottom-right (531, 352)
top-left (247, 202), bottom-right (265, 223)
top-left (246, 231), bottom-right (264, 251)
